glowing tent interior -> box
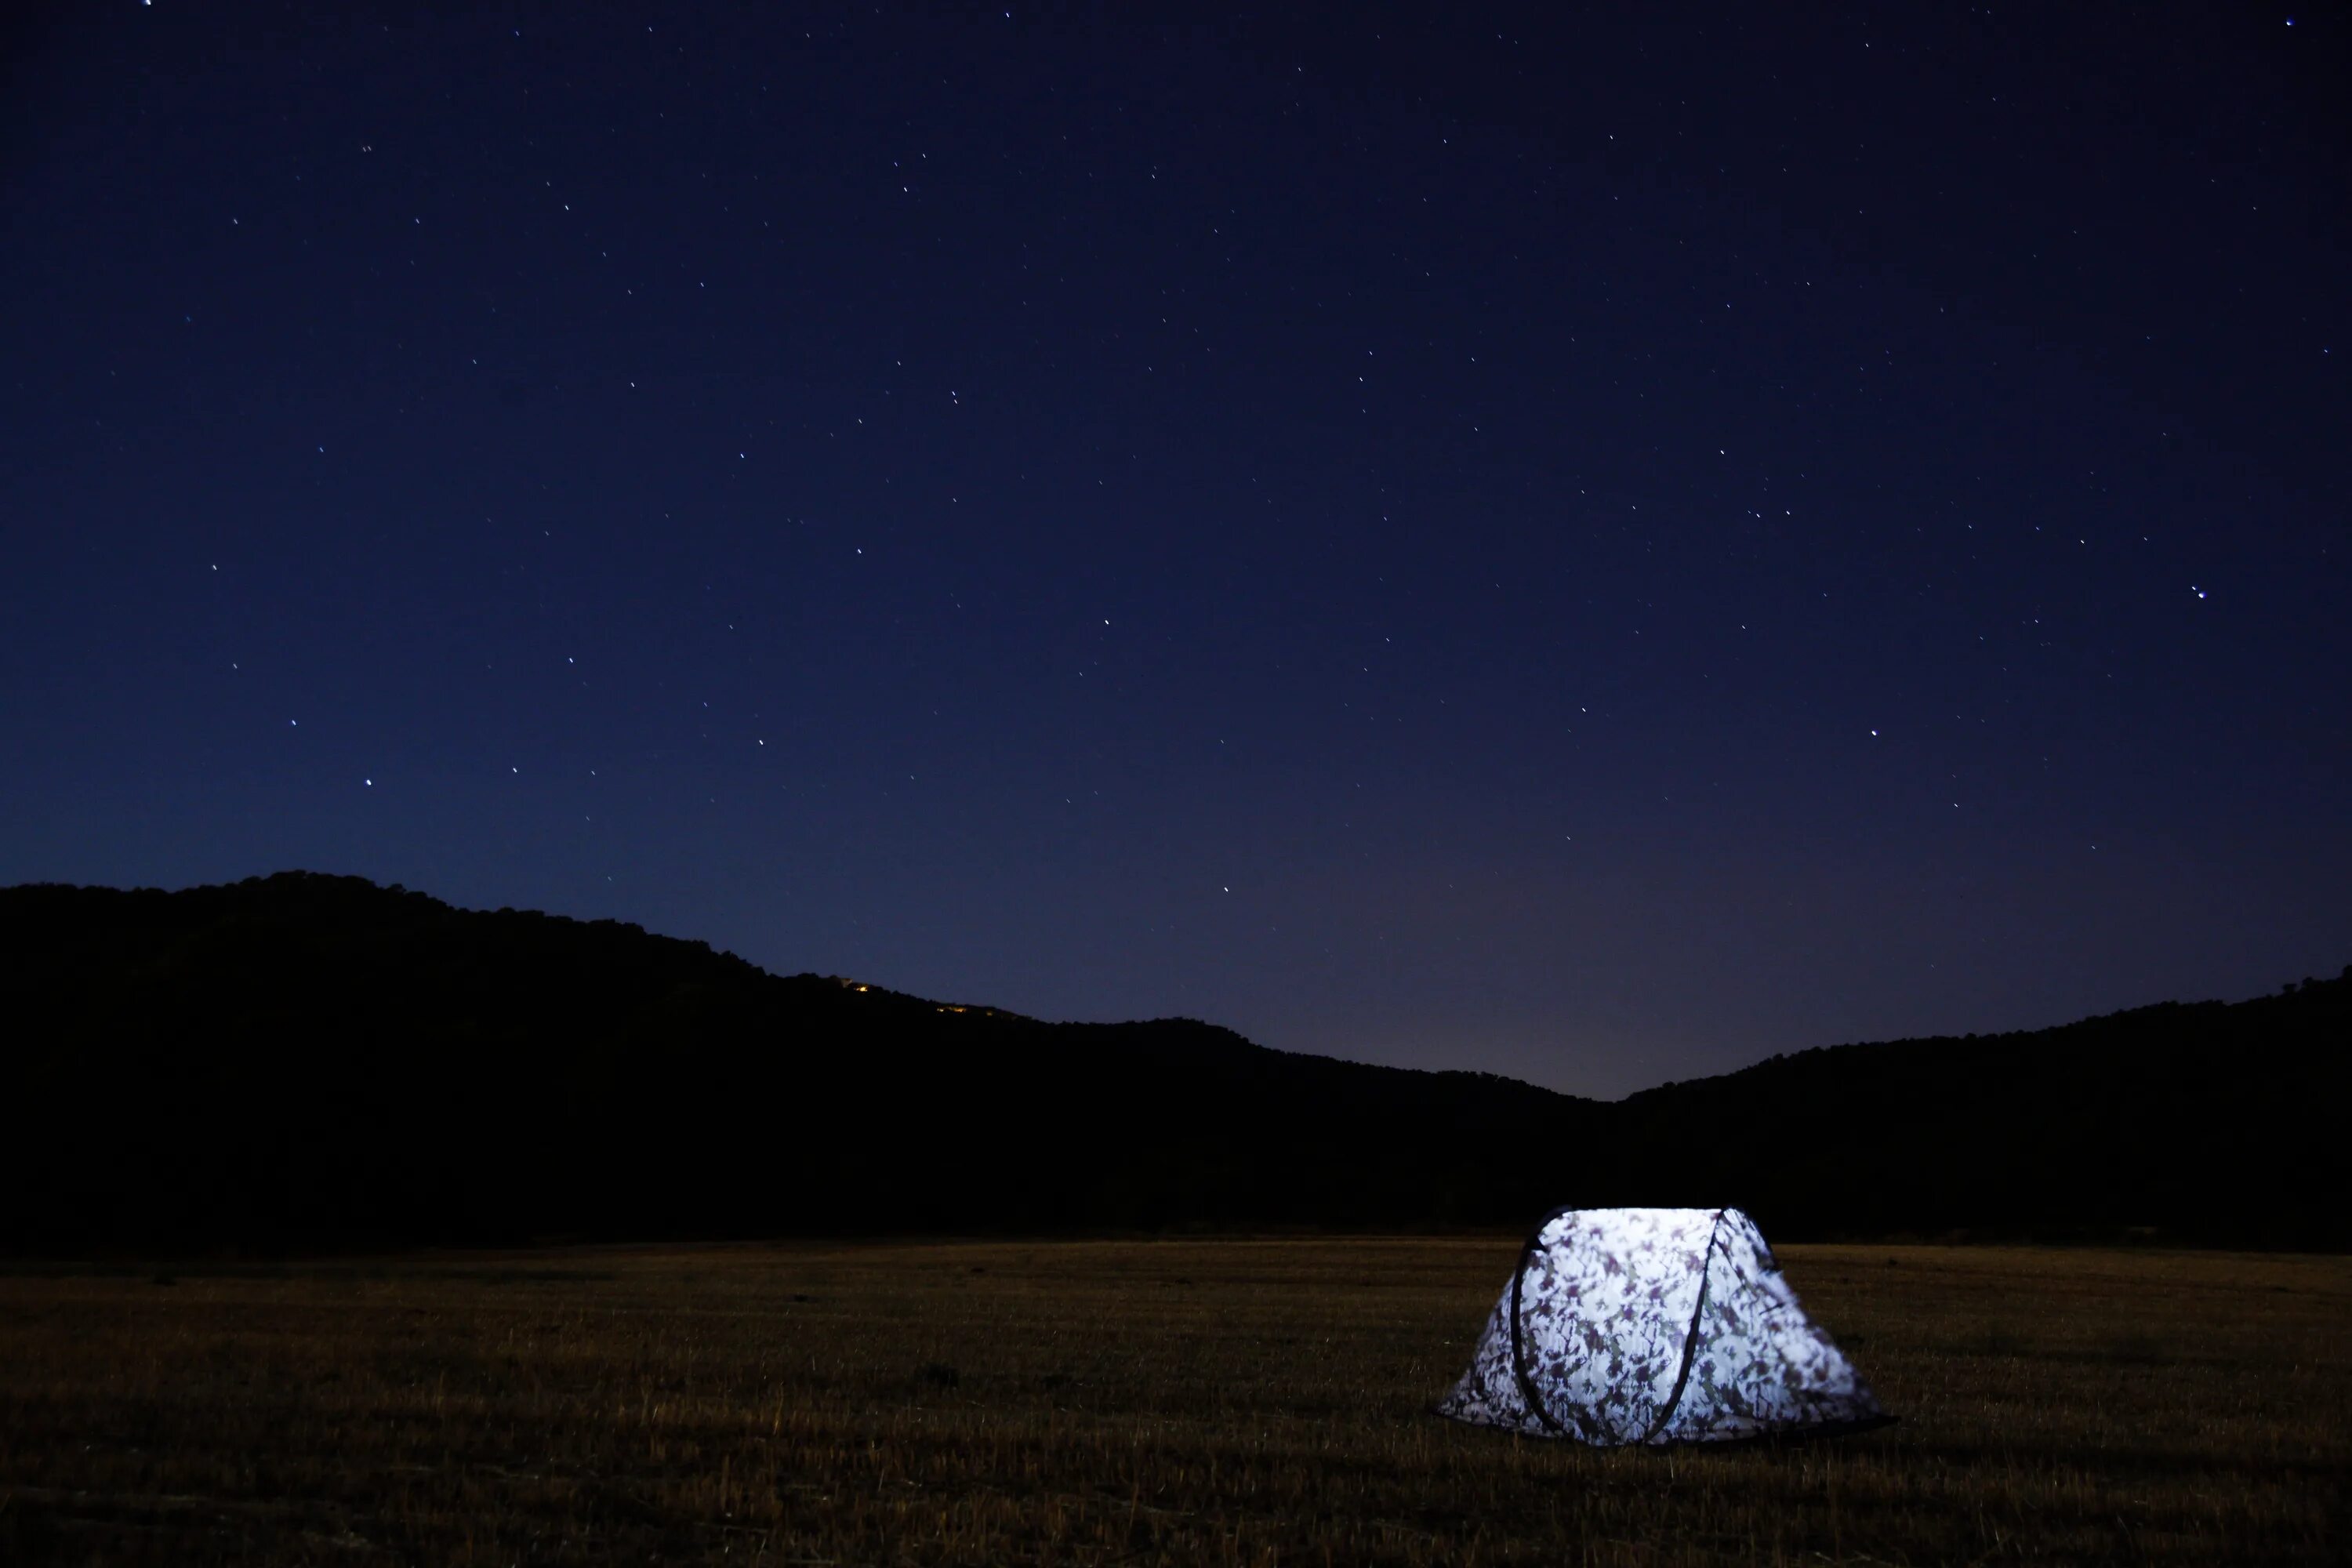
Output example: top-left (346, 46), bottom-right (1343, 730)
top-left (1436, 1207), bottom-right (1892, 1445)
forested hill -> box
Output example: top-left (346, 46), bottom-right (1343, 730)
top-left (0, 874), bottom-right (1597, 1251)
top-left (4, 873), bottom-right (2343, 1253)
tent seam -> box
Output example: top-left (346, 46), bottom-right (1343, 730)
top-left (1639, 1206), bottom-right (1727, 1444)
top-left (1508, 1205), bottom-right (1580, 1439)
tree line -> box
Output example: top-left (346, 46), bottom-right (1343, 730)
top-left (3, 873), bottom-right (2342, 1254)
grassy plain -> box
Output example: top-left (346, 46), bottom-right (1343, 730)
top-left (0, 1238), bottom-right (2344, 1565)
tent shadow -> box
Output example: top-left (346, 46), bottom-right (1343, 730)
top-left (1429, 1407), bottom-right (1900, 1453)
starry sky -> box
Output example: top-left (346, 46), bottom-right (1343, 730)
top-left (2, 4), bottom-right (2346, 1097)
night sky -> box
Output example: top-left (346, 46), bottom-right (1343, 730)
top-left (3, 4), bottom-right (2345, 1097)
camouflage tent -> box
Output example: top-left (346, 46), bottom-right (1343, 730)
top-left (1436, 1206), bottom-right (1889, 1445)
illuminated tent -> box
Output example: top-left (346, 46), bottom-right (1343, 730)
top-left (1436, 1207), bottom-right (1889, 1445)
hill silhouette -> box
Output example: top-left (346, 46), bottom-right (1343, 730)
top-left (3, 873), bottom-right (2343, 1253)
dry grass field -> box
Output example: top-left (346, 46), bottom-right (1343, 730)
top-left (1, 1237), bottom-right (2345, 1565)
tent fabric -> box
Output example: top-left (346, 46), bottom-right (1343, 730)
top-left (1436, 1206), bottom-right (1888, 1445)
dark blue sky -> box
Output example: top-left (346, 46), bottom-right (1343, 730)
top-left (4, 3), bottom-right (2345, 1095)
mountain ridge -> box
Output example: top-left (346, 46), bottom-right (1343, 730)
top-left (4, 871), bottom-right (2341, 1252)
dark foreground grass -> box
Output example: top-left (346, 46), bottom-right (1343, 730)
top-left (1, 1238), bottom-right (2345, 1564)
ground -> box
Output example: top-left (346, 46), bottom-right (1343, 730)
top-left (1, 1238), bottom-right (2343, 1564)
